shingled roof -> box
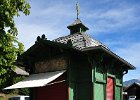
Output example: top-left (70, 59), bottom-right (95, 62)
top-left (54, 18), bottom-right (108, 50)
top-left (53, 32), bottom-right (108, 50)
top-left (53, 19), bottom-right (135, 69)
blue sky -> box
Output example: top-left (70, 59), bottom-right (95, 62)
top-left (15, 0), bottom-right (140, 81)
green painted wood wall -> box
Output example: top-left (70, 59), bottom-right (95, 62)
top-left (68, 58), bottom-right (92, 100)
top-left (94, 83), bottom-right (105, 100)
top-left (93, 64), bottom-right (123, 100)
top-left (69, 83), bottom-right (76, 100)
top-left (68, 56), bottom-right (123, 100)
top-left (93, 66), bottom-right (106, 100)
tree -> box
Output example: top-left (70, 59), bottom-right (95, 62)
top-left (0, 0), bottom-right (30, 90)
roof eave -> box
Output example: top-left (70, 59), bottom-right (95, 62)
top-left (17, 39), bottom-right (82, 65)
top-left (67, 23), bottom-right (89, 30)
top-left (82, 46), bottom-right (135, 70)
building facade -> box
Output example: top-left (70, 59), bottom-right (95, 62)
top-left (5, 18), bottom-right (135, 100)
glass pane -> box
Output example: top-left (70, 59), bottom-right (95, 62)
top-left (8, 97), bottom-right (20, 100)
top-left (25, 97), bottom-right (29, 100)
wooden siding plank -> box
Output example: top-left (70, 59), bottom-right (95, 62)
top-left (35, 57), bottom-right (67, 73)
top-left (77, 83), bottom-right (92, 100)
top-left (69, 83), bottom-right (76, 100)
top-left (94, 83), bottom-right (105, 100)
top-left (115, 86), bottom-right (122, 100)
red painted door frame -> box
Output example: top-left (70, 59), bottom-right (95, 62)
top-left (106, 77), bottom-right (114, 100)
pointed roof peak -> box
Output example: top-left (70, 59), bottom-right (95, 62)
top-left (67, 19), bottom-right (82, 27)
top-left (67, 18), bottom-right (89, 30)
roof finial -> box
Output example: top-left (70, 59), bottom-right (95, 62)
top-left (76, 1), bottom-right (80, 19)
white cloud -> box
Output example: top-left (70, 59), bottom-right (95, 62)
top-left (16, 22), bottom-right (68, 50)
top-left (124, 70), bottom-right (140, 81)
top-left (114, 42), bottom-right (140, 81)
top-left (15, 1), bottom-right (140, 47)
top-left (85, 5), bottom-right (140, 33)
top-left (115, 43), bottom-right (140, 67)
top-left (15, 3), bottom-right (75, 50)
top-left (110, 42), bottom-right (140, 81)
top-left (40, 4), bottom-right (74, 18)
top-left (14, 0), bottom-right (140, 81)
top-left (104, 40), bottom-right (124, 47)
top-left (103, 40), bottom-right (140, 81)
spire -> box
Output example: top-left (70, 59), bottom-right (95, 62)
top-left (67, 19), bottom-right (89, 34)
top-left (67, 1), bottom-right (89, 34)
top-left (76, 1), bottom-right (80, 19)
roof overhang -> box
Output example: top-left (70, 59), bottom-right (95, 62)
top-left (82, 46), bottom-right (135, 70)
top-left (4, 70), bottom-right (65, 89)
top-left (16, 39), bottom-right (82, 68)
top-left (20, 39), bottom-right (79, 58)
top-left (124, 82), bottom-right (140, 91)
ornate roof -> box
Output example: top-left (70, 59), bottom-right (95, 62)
top-left (53, 32), bottom-right (108, 50)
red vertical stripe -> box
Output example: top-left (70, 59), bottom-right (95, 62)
top-left (107, 77), bottom-right (114, 100)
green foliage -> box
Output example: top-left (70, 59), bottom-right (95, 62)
top-left (0, 0), bottom-right (30, 90)
top-left (0, 0), bottom-right (30, 36)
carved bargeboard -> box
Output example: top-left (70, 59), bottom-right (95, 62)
top-left (35, 57), bottom-right (67, 73)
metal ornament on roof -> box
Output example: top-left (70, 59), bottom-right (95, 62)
top-left (76, 1), bottom-right (80, 19)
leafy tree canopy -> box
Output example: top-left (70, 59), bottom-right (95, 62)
top-left (0, 0), bottom-right (30, 90)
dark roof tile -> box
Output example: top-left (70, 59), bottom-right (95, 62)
top-left (53, 32), bottom-right (108, 50)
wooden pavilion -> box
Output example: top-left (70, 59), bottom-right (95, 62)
top-left (4, 18), bottom-right (135, 100)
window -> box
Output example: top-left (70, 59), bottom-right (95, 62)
top-left (25, 97), bottom-right (29, 100)
top-left (9, 97), bottom-right (20, 100)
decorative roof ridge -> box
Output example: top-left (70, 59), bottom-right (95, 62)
top-left (53, 32), bottom-right (109, 50)
top-left (53, 32), bottom-right (82, 41)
